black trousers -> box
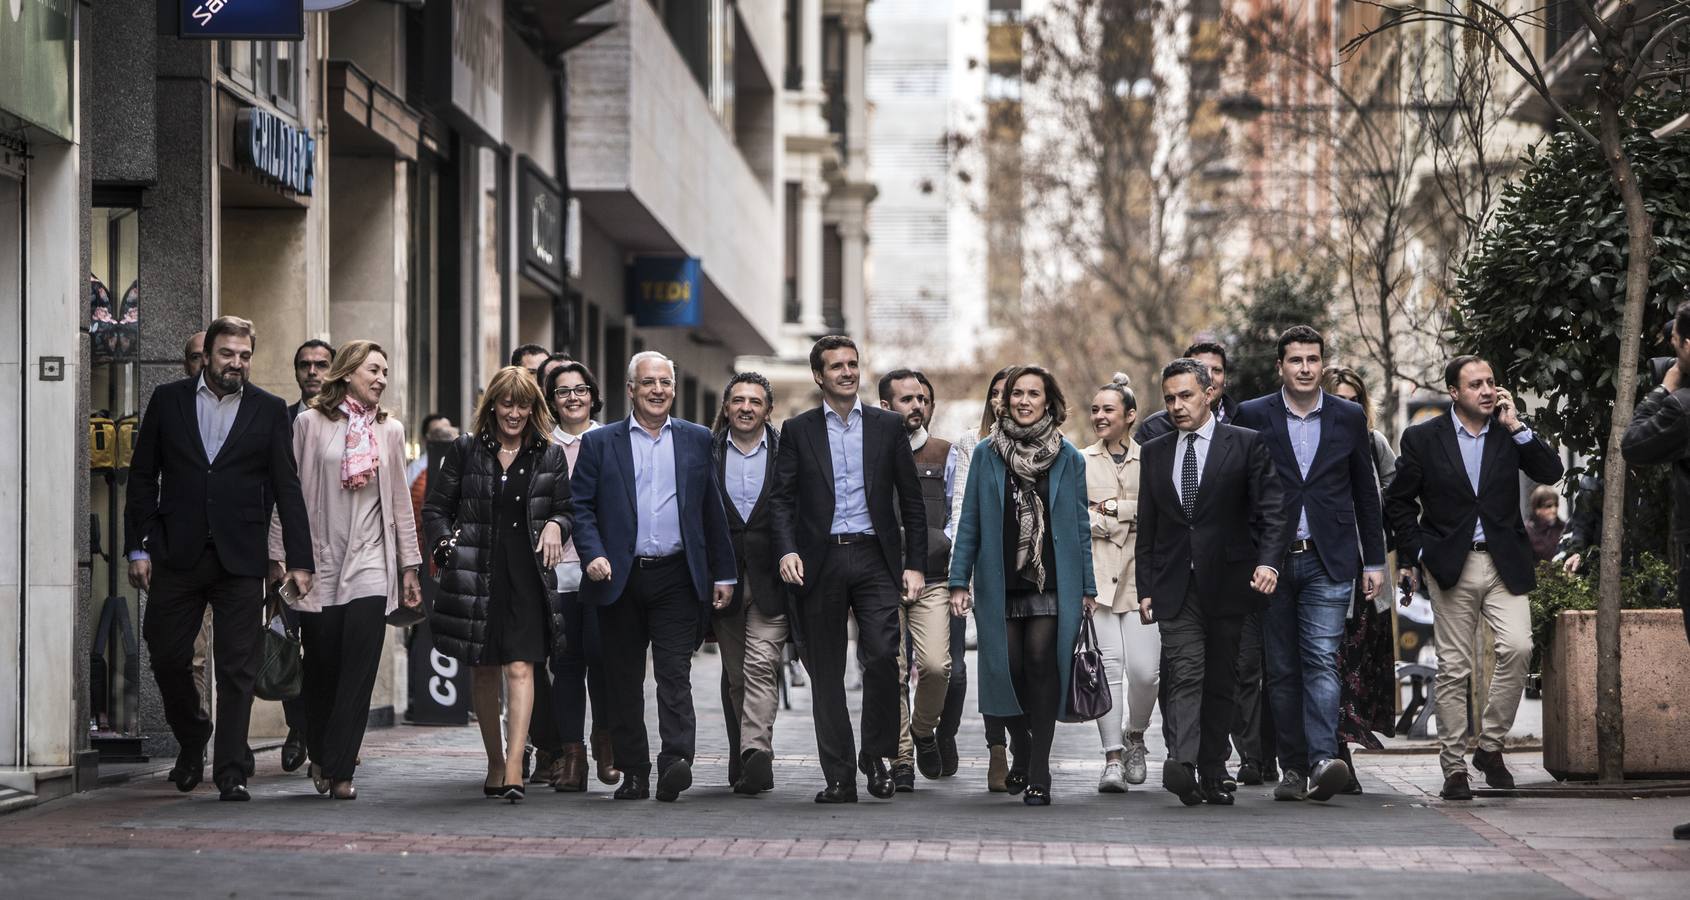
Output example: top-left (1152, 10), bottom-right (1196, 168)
top-left (597, 556), bottom-right (700, 777)
top-left (529, 668), bottom-right (561, 755)
top-left (1159, 593), bottom-right (1247, 781)
top-left (799, 541), bottom-right (902, 787)
top-left (550, 590), bottom-right (613, 745)
top-left (142, 550), bottom-right (264, 787)
top-left (1230, 609), bottom-right (1277, 765)
top-left (1004, 616), bottom-right (1060, 787)
top-left (299, 595), bottom-right (386, 780)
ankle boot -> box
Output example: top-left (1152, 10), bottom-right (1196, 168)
top-left (553, 742), bottom-right (589, 792)
top-left (592, 727), bottom-right (621, 785)
top-left (987, 744), bottom-right (1009, 793)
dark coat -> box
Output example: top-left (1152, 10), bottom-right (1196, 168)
top-left (1233, 391), bottom-right (1387, 582)
top-left (1622, 385), bottom-right (1690, 545)
top-left (569, 417), bottom-right (737, 609)
top-left (712, 424), bottom-right (786, 617)
top-left (1134, 422), bottom-right (1288, 620)
top-left (422, 432), bottom-right (573, 665)
top-left (769, 403), bottom-right (925, 593)
top-left (1384, 414), bottom-right (1563, 596)
top-left (124, 377), bottom-right (312, 577)
top-left (948, 439), bottom-right (1095, 720)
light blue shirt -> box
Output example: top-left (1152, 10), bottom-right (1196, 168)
top-left (1454, 414), bottom-right (1537, 543)
top-left (826, 399), bottom-right (874, 535)
top-left (629, 416), bottom-right (683, 557)
top-left (1283, 390), bottom-right (1323, 542)
top-left (1172, 414), bottom-right (1217, 507)
top-left (943, 443), bottom-right (959, 541)
top-left (724, 432), bottom-right (769, 522)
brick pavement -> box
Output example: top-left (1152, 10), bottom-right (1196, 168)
top-left (1, 650), bottom-right (1687, 898)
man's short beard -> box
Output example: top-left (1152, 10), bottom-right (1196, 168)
top-left (212, 368), bottom-right (246, 393)
top-left (904, 413), bottom-right (924, 432)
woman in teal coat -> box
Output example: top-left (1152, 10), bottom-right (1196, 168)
top-left (949, 365), bottom-right (1096, 805)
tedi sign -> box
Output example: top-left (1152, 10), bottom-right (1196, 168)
top-left (235, 107), bottom-right (315, 195)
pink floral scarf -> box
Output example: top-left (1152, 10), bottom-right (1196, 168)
top-left (339, 397), bottom-right (380, 490)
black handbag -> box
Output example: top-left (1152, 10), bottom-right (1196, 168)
top-left (255, 593), bottom-right (304, 702)
top-left (1067, 608), bottom-right (1113, 722)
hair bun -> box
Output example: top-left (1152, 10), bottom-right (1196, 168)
top-left (1110, 372), bottom-right (1131, 387)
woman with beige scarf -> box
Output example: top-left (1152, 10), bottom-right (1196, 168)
top-left (269, 339), bottom-right (421, 800)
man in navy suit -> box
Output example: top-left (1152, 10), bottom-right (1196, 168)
top-left (1234, 326), bottom-right (1386, 803)
top-left (571, 350), bottom-right (737, 802)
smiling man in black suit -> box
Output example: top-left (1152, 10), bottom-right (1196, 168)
top-left (770, 335), bottom-right (926, 803)
top-left (1136, 357), bottom-right (1287, 808)
top-left (125, 316), bottom-right (314, 801)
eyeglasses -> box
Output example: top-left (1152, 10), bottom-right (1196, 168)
top-left (552, 385), bottom-right (593, 398)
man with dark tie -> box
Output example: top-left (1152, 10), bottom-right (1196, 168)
top-left (125, 316), bottom-right (315, 801)
top-left (1385, 354), bottom-right (1562, 801)
top-left (1234, 326), bottom-right (1386, 802)
top-left (571, 351), bottom-right (737, 802)
top-left (711, 372), bottom-right (788, 795)
top-left (770, 335), bottom-right (926, 803)
top-left (1136, 357), bottom-right (1286, 807)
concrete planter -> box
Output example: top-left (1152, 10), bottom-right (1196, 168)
top-left (1542, 609), bottom-right (1690, 779)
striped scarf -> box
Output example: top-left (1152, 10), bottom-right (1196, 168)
top-left (988, 413), bottom-right (1063, 591)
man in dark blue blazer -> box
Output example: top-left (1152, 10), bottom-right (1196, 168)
top-left (1234, 326), bottom-right (1386, 803)
top-left (571, 351), bottom-right (736, 802)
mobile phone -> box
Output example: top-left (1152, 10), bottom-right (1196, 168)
top-left (275, 576), bottom-right (300, 604)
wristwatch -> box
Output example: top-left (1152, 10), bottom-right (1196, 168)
top-left (1100, 498), bottom-right (1119, 517)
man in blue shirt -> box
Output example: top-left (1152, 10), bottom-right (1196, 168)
top-left (1385, 355), bottom-right (1563, 801)
top-left (710, 371), bottom-right (788, 795)
top-left (1235, 326), bottom-right (1386, 803)
top-left (572, 351), bottom-right (737, 802)
top-left (771, 336), bottom-right (927, 802)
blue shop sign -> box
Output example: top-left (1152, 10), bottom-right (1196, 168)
top-left (629, 257), bottom-right (702, 328)
top-left (179, 0), bottom-right (304, 40)
top-left (235, 107), bottom-right (315, 195)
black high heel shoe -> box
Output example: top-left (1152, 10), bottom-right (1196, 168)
top-left (1004, 770), bottom-right (1028, 796)
top-left (501, 784), bottom-right (526, 804)
top-left (1023, 785), bottom-right (1050, 806)
top-left (483, 775), bottom-right (503, 798)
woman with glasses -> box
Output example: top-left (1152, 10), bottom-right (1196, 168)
top-left (541, 361), bottom-right (619, 792)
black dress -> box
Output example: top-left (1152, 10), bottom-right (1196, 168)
top-left (485, 448), bottom-right (548, 664)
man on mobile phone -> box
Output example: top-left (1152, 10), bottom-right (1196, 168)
top-left (1384, 355), bottom-right (1562, 802)
top-left (1620, 298), bottom-right (1690, 841)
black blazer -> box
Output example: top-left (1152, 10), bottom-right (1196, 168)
top-left (769, 403), bottom-right (925, 594)
top-left (124, 377), bottom-right (313, 578)
top-left (713, 424), bottom-right (786, 617)
top-left (1233, 391), bottom-right (1386, 582)
top-left (1384, 415), bottom-right (1563, 596)
top-left (1134, 422), bottom-right (1287, 620)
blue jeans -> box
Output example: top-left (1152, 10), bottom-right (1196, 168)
top-left (1262, 549), bottom-right (1353, 774)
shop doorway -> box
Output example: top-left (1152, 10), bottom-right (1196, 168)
top-left (0, 164), bottom-right (23, 766)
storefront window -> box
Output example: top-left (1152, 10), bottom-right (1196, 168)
top-left (88, 202), bottom-right (145, 751)
top-left (219, 40), bottom-right (302, 114)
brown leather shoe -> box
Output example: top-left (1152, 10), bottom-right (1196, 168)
top-left (987, 744), bottom-right (1009, 793)
top-left (552, 742), bottom-right (588, 792)
top-left (592, 727), bottom-right (621, 785)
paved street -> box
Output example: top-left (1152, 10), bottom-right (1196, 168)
top-left (3, 649), bottom-right (1687, 899)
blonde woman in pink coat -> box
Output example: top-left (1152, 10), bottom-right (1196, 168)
top-left (270, 339), bottom-right (422, 800)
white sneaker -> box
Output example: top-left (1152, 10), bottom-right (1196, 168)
top-left (1123, 737), bottom-right (1149, 785)
top-left (787, 659), bottom-right (806, 687)
top-left (1098, 760), bottom-right (1128, 793)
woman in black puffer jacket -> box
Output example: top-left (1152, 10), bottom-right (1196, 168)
top-left (424, 366), bottom-right (571, 802)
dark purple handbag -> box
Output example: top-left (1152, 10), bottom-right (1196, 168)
top-left (1067, 609), bottom-right (1112, 722)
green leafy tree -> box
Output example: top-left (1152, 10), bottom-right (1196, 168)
top-left (1224, 269), bottom-right (1341, 403)
top-left (1456, 97), bottom-right (1690, 462)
